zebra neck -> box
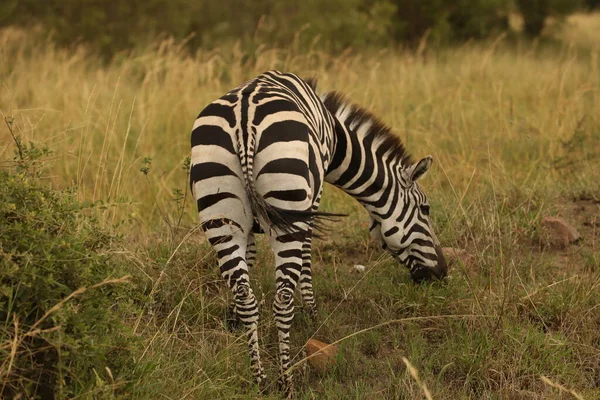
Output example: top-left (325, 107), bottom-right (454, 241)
top-left (325, 119), bottom-right (405, 218)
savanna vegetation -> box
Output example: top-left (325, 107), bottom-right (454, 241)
top-left (1, 0), bottom-right (599, 57)
top-left (1, 5), bottom-right (600, 399)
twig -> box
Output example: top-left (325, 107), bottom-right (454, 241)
top-left (4, 116), bottom-right (23, 160)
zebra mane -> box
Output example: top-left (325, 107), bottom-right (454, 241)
top-left (305, 77), bottom-right (319, 92)
top-left (320, 90), bottom-right (414, 166)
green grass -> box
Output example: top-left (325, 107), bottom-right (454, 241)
top-left (1, 22), bottom-right (600, 399)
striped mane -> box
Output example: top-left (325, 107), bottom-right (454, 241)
top-left (307, 78), bottom-right (413, 166)
top-left (322, 91), bottom-right (414, 166)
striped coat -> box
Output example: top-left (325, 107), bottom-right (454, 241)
top-left (190, 71), bottom-right (446, 394)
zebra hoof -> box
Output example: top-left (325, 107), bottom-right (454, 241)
top-left (308, 307), bottom-right (318, 322)
top-left (226, 316), bottom-right (243, 331)
top-left (277, 378), bottom-right (293, 399)
top-left (301, 305), bottom-right (318, 323)
top-left (256, 375), bottom-right (270, 395)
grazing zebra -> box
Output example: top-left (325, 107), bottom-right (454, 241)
top-left (189, 70), bottom-right (447, 394)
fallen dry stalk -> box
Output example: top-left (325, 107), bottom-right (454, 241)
top-left (402, 356), bottom-right (433, 400)
top-left (540, 375), bottom-right (584, 400)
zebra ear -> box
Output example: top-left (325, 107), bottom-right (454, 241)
top-left (410, 156), bottom-right (433, 182)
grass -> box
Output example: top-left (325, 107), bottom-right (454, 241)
top-left (1, 17), bottom-right (600, 399)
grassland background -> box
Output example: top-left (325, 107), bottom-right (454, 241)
top-left (1, 13), bottom-right (600, 399)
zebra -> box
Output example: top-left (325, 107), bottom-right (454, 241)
top-left (189, 70), bottom-right (447, 394)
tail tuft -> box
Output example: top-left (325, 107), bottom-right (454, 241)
top-left (245, 184), bottom-right (345, 237)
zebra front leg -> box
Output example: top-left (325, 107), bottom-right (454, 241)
top-left (270, 230), bottom-right (307, 396)
top-left (228, 231), bottom-right (256, 331)
top-left (205, 221), bottom-right (266, 387)
top-left (299, 235), bottom-right (318, 320)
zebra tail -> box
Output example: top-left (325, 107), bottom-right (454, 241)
top-left (241, 117), bottom-right (345, 236)
top-left (244, 184), bottom-right (346, 236)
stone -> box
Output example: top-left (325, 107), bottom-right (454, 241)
top-left (353, 264), bottom-right (366, 273)
top-left (540, 216), bottom-right (581, 249)
top-left (306, 338), bottom-right (338, 371)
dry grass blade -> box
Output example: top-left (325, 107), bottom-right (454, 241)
top-left (0, 317), bottom-right (19, 392)
top-left (402, 357), bottom-right (433, 400)
top-left (540, 375), bottom-right (585, 400)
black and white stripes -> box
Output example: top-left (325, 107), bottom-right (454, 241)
top-left (190, 71), bottom-right (447, 394)
top-left (321, 91), bottom-right (447, 282)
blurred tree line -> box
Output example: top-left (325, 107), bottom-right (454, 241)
top-left (0, 0), bottom-right (597, 58)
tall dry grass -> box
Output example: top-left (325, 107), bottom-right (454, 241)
top-left (1, 26), bottom-right (599, 233)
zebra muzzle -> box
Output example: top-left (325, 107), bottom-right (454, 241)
top-left (409, 245), bottom-right (448, 283)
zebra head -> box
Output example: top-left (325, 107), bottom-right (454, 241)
top-left (372, 155), bottom-right (447, 283)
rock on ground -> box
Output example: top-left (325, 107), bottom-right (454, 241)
top-left (540, 216), bottom-right (581, 249)
top-left (442, 247), bottom-right (475, 267)
top-left (353, 264), bottom-right (366, 273)
top-left (306, 338), bottom-right (338, 371)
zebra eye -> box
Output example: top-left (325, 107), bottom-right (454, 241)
top-left (420, 205), bottom-right (430, 216)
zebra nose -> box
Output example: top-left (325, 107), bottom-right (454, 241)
top-left (410, 266), bottom-right (446, 283)
top-left (410, 246), bottom-right (447, 283)
top-left (410, 266), bottom-right (433, 283)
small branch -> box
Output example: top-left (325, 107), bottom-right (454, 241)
top-left (4, 116), bottom-right (23, 161)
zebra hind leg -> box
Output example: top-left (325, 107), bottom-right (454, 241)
top-left (204, 219), bottom-right (266, 387)
top-left (269, 229), bottom-right (309, 396)
top-left (299, 234), bottom-right (318, 321)
top-left (246, 231), bottom-right (257, 268)
top-left (227, 231), bottom-right (257, 331)
top-left (298, 197), bottom-right (322, 321)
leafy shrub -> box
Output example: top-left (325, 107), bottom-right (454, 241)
top-left (1, 0), bottom-right (593, 57)
top-left (585, 0), bottom-right (600, 9)
top-left (0, 0), bottom-right (194, 58)
top-left (2, 0), bottom-right (570, 58)
top-left (389, 0), bottom-right (510, 43)
top-left (446, 0), bottom-right (510, 40)
top-left (0, 138), bottom-right (143, 398)
top-left (516, 0), bottom-right (583, 37)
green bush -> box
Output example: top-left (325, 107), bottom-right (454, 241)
top-left (0, 0), bottom-right (591, 59)
top-left (0, 0), bottom-right (396, 57)
top-left (447, 0), bottom-right (510, 40)
top-left (0, 139), bottom-right (143, 398)
top-left (0, 0), bottom-right (194, 57)
top-left (585, 0), bottom-right (600, 9)
top-left (516, 0), bottom-right (582, 37)
top-left (0, 0), bottom-right (517, 58)
top-left (389, 0), bottom-right (510, 43)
